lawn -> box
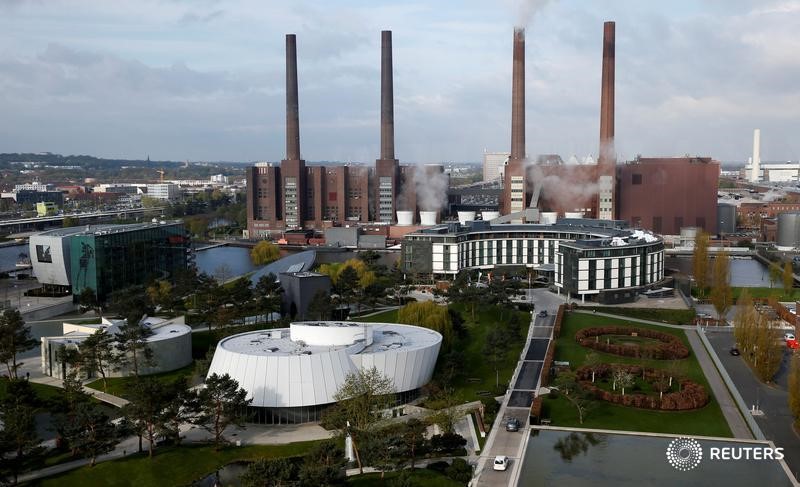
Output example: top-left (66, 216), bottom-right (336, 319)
top-left (543, 312), bottom-right (732, 438)
top-left (0, 379), bottom-right (63, 404)
top-left (356, 303), bottom-right (528, 403)
top-left (85, 363), bottom-right (196, 399)
top-left (731, 286), bottom-right (800, 302)
top-left (35, 441), bottom-right (320, 487)
top-left (576, 306), bottom-right (695, 325)
top-left (347, 468), bottom-right (463, 486)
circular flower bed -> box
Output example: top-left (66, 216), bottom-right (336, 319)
top-left (575, 363), bottom-right (708, 411)
top-left (575, 326), bottom-right (689, 360)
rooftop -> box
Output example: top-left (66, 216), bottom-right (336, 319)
top-left (35, 221), bottom-right (182, 238)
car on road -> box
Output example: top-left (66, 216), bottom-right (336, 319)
top-left (506, 418), bottom-right (521, 432)
top-left (729, 348), bottom-right (740, 356)
top-left (784, 332), bottom-right (796, 341)
top-left (493, 455), bottom-right (509, 471)
top-left (538, 310), bottom-right (548, 318)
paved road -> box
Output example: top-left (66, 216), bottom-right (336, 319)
top-left (685, 329), bottom-right (753, 439)
top-left (706, 329), bottom-right (800, 481)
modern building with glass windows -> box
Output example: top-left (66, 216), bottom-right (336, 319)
top-left (29, 221), bottom-right (189, 301)
top-left (401, 218), bottom-right (664, 303)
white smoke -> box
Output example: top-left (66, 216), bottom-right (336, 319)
top-left (414, 166), bottom-right (449, 211)
top-left (506, 0), bottom-right (554, 28)
top-left (526, 161), bottom-right (600, 212)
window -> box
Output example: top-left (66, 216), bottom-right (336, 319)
top-left (652, 216), bottom-right (662, 234)
top-left (632, 173), bottom-right (642, 185)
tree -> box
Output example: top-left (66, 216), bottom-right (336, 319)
top-left (60, 403), bottom-right (117, 466)
top-left (553, 371), bottom-right (592, 424)
top-left (77, 288), bottom-right (103, 317)
top-left (709, 251), bottom-right (732, 322)
top-left (307, 289), bottom-right (333, 321)
top-left (254, 273), bottom-right (283, 322)
top-left (298, 440), bottom-right (346, 486)
top-left (113, 321), bottom-right (155, 377)
top-left (214, 264), bottom-right (233, 284)
top-left (62, 216), bottom-right (78, 228)
top-left (324, 367), bottom-right (395, 474)
top-left (122, 378), bottom-right (172, 457)
top-left (483, 328), bottom-right (507, 388)
top-left (397, 301), bottom-right (454, 350)
top-left (400, 418), bottom-right (427, 470)
top-left (241, 457), bottom-right (297, 486)
top-left (107, 285), bottom-right (154, 324)
top-left (146, 280), bottom-right (175, 313)
top-left (250, 241), bottom-right (281, 266)
top-left (753, 318), bottom-right (783, 382)
top-left (191, 373), bottom-right (252, 450)
top-left (80, 330), bottom-right (115, 392)
top-left (789, 354), bottom-right (800, 425)
top-left (584, 352), bottom-right (601, 383)
top-left (0, 380), bottom-right (43, 485)
top-left (614, 369), bottom-right (634, 396)
top-left (665, 360), bottom-right (688, 389)
top-left (734, 289), bottom-right (758, 358)
top-left (0, 309), bottom-right (38, 379)
top-left (692, 232), bottom-right (710, 297)
top-left (783, 261), bottom-right (794, 296)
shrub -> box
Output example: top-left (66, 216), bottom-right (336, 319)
top-left (574, 326), bottom-right (689, 360)
top-left (446, 458), bottom-right (473, 483)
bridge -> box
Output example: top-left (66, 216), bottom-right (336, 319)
top-left (0, 207), bottom-right (167, 235)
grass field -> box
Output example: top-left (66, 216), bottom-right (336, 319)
top-left (576, 306), bottom-right (696, 325)
top-left (356, 303), bottom-right (528, 403)
top-left (347, 468), bottom-right (463, 486)
top-left (35, 441), bottom-right (320, 487)
top-left (85, 364), bottom-right (196, 399)
top-left (542, 312), bottom-right (732, 438)
top-left (0, 379), bottom-right (63, 404)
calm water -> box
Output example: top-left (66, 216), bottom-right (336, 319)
top-left (666, 256), bottom-right (770, 287)
top-left (0, 244), bottom-right (29, 273)
top-left (519, 430), bottom-right (793, 486)
top-left (194, 246), bottom-right (261, 279)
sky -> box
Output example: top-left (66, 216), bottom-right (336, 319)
top-left (0, 0), bottom-right (798, 164)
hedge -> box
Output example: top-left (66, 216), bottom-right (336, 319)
top-left (575, 326), bottom-right (689, 360)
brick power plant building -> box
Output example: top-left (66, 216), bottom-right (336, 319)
top-left (247, 23), bottom-right (719, 238)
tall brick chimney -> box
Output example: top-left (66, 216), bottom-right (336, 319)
top-left (285, 34), bottom-right (300, 161)
top-left (281, 34), bottom-right (305, 229)
top-left (597, 21), bottom-right (616, 220)
top-left (510, 28), bottom-right (525, 164)
top-left (376, 30), bottom-right (400, 223)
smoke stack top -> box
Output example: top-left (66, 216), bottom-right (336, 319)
top-left (380, 30), bottom-right (395, 161)
top-left (599, 21), bottom-right (615, 165)
top-left (510, 28), bottom-right (525, 163)
top-left (285, 34), bottom-right (300, 161)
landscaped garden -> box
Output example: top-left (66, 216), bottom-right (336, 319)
top-left (542, 311), bottom-right (732, 437)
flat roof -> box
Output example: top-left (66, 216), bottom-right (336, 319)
top-left (217, 322), bottom-right (441, 357)
top-left (35, 221), bottom-right (182, 238)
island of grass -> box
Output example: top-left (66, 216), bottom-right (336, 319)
top-left (542, 312), bottom-right (732, 438)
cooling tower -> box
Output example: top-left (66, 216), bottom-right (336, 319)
top-left (396, 211), bottom-right (413, 226)
top-left (419, 211), bottom-right (437, 226)
top-left (457, 211), bottom-right (476, 224)
top-left (481, 211), bottom-right (500, 221)
top-left (540, 212), bottom-right (558, 225)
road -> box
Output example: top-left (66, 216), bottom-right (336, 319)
top-left (706, 329), bottom-right (800, 481)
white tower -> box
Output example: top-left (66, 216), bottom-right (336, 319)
top-left (751, 128), bottom-right (761, 183)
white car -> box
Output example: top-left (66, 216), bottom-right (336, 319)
top-left (493, 455), bottom-right (509, 471)
top-left (785, 333), bottom-right (796, 341)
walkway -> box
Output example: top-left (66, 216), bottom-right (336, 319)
top-left (685, 329), bottom-right (753, 439)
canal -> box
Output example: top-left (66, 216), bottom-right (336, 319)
top-left (666, 256), bottom-right (770, 287)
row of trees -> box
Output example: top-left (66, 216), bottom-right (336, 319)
top-left (733, 290), bottom-right (784, 382)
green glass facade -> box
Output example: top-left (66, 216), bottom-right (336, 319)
top-left (69, 222), bottom-right (188, 300)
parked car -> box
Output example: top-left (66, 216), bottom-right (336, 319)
top-left (538, 310), bottom-right (548, 318)
top-left (506, 418), bottom-right (521, 432)
top-left (729, 348), bottom-right (740, 356)
top-left (493, 455), bottom-right (509, 471)
top-left (784, 332), bottom-right (796, 341)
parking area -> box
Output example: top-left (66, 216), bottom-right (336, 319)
top-left (705, 328), bottom-right (800, 480)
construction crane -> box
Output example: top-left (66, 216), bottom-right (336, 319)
top-left (156, 169), bottom-right (165, 183)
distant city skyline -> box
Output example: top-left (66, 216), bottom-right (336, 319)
top-left (0, 0), bottom-right (798, 163)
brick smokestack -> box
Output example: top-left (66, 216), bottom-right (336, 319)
top-left (599, 21), bottom-right (615, 164)
top-left (285, 34), bottom-right (300, 161)
top-left (380, 30), bottom-right (395, 161)
top-left (510, 28), bottom-right (525, 163)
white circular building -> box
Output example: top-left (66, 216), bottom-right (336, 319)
top-left (206, 321), bottom-right (442, 424)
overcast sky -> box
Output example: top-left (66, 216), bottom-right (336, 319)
top-left (0, 0), bottom-right (798, 164)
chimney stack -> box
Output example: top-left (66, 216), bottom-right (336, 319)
top-left (599, 21), bottom-right (615, 165)
top-left (751, 128), bottom-right (761, 182)
top-left (510, 28), bottom-right (525, 163)
top-left (285, 34), bottom-right (300, 161)
top-left (380, 30), bottom-right (395, 161)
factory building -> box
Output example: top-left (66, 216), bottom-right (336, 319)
top-left (206, 321), bottom-right (442, 423)
top-left (616, 157), bottom-right (720, 235)
top-left (401, 218), bottom-right (664, 303)
top-left (482, 151), bottom-right (510, 182)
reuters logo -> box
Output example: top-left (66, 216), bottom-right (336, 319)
top-left (666, 437), bottom-right (703, 471)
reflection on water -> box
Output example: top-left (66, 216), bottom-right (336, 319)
top-left (553, 432), bottom-right (604, 462)
top-left (666, 257), bottom-right (769, 287)
top-left (520, 429), bottom-right (793, 487)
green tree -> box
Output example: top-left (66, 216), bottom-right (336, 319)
top-left (191, 373), bottom-right (252, 450)
top-left (584, 352), bottom-right (601, 383)
top-left (80, 330), bottom-right (116, 392)
top-left (0, 309), bottom-right (38, 379)
top-left (397, 301), bottom-right (454, 350)
top-left (62, 216), bottom-right (78, 227)
top-left (307, 289), bottom-right (333, 321)
top-left (254, 273), bottom-right (283, 322)
top-left (753, 318), bottom-right (783, 382)
top-left (146, 280), bottom-right (175, 313)
top-left (122, 378), bottom-right (173, 457)
top-left (789, 354), bottom-right (800, 426)
top-left (482, 328), bottom-right (507, 389)
top-left (734, 289), bottom-right (758, 358)
top-left (298, 440), bottom-right (346, 486)
top-left (240, 457), bottom-right (297, 487)
top-left (59, 403), bottom-right (117, 466)
top-left (692, 232), bottom-right (710, 297)
top-left (113, 320), bottom-right (155, 377)
top-left (0, 380), bottom-right (43, 484)
top-left (783, 261), bottom-right (794, 296)
top-left (107, 285), bottom-right (154, 324)
top-left (710, 251), bottom-right (732, 322)
top-left (323, 367), bottom-right (395, 474)
top-left (250, 241), bottom-right (281, 266)
top-left (400, 418), bottom-right (427, 470)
